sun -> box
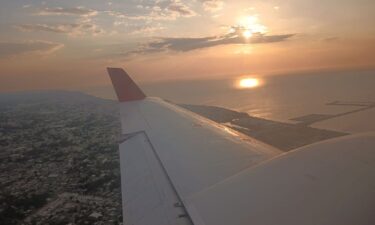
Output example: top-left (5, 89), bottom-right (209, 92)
top-left (242, 29), bottom-right (253, 39)
top-left (238, 78), bottom-right (260, 88)
top-left (239, 15), bottom-right (267, 38)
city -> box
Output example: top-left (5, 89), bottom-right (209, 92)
top-left (0, 91), bottom-right (121, 225)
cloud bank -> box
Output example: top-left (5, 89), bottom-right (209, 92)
top-left (126, 28), bottom-right (294, 56)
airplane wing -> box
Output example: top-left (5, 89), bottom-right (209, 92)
top-left (107, 68), bottom-right (375, 225)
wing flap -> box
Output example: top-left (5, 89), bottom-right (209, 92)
top-left (120, 132), bottom-right (193, 225)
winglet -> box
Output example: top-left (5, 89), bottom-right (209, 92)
top-left (107, 67), bottom-right (146, 102)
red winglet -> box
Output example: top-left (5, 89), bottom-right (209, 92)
top-left (107, 68), bottom-right (146, 102)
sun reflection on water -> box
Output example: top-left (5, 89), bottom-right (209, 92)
top-left (236, 77), bottom-right (262, 89)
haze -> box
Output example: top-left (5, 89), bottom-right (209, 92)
top-left (0, 0), bottom-right (375, 92)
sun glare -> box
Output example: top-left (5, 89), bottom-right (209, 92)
top-left (238, 78), bottom-right (260, 89)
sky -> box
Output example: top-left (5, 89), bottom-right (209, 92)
top-left (0, 0), bottom-right (375, 92)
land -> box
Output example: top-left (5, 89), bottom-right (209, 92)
top-left (0, 92), bottom-right (121, 225)
top-left (0, 91), bottom-right (346, 224)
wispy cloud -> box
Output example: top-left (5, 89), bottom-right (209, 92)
top-left (106, 0), bottom-right (197, 22)
top-left (21, 2), bottom-right (196, 39)
top-left (15, 24), bottom-right (77, 34)
top-left (37, 7), bottom-right (98, 17)
top-left (322, 36), bottom-right (340, 42)
top-left (0, 41), bottom-right (64, 58)
top-left (15, 23), bottom-right (104, 36)
top-left (201, 0), bottom-right (224, 12)
top-left (129, 24), bottom-right (166, 35)
top-left (19, 6), bottom-right (104, 36)
top-left (166, 0), bottom-right (197, 17)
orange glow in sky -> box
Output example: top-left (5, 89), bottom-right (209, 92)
top-left (0, 0), bottom-right (375, 92)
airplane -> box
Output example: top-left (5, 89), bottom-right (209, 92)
top-left (107, 67), bottom-right (375, 225)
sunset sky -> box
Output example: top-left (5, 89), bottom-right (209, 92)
top-left (0, 0), bottom-right (375, 92)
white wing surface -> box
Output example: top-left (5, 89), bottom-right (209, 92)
top-left (107, 68), bottom-right (375, 225)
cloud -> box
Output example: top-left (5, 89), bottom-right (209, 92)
top-left (201, 0), bottom-right (224, 12)
top-left (16, 24), bottom-right (77, 34)
top-left (126, 28), bottom-right (294, 56)
top-left (15, 23), bottom-right (104, 36)
top-left (105, 10), bottom-right (149, 21)
top-left (322, 36), bottom-right (340, 42)
top-left (166, 0), bottom-right (196, 17)
top-left (0, 41), bottom-right (64, 58)
top-left (129, 25), bottom-right (166, 35)
top-left (27, 6), bottom-right (103, 36)
top-left (149, 34), bottom-right (293, 51)
top-left (37, 7), bottom-right (98, 17)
